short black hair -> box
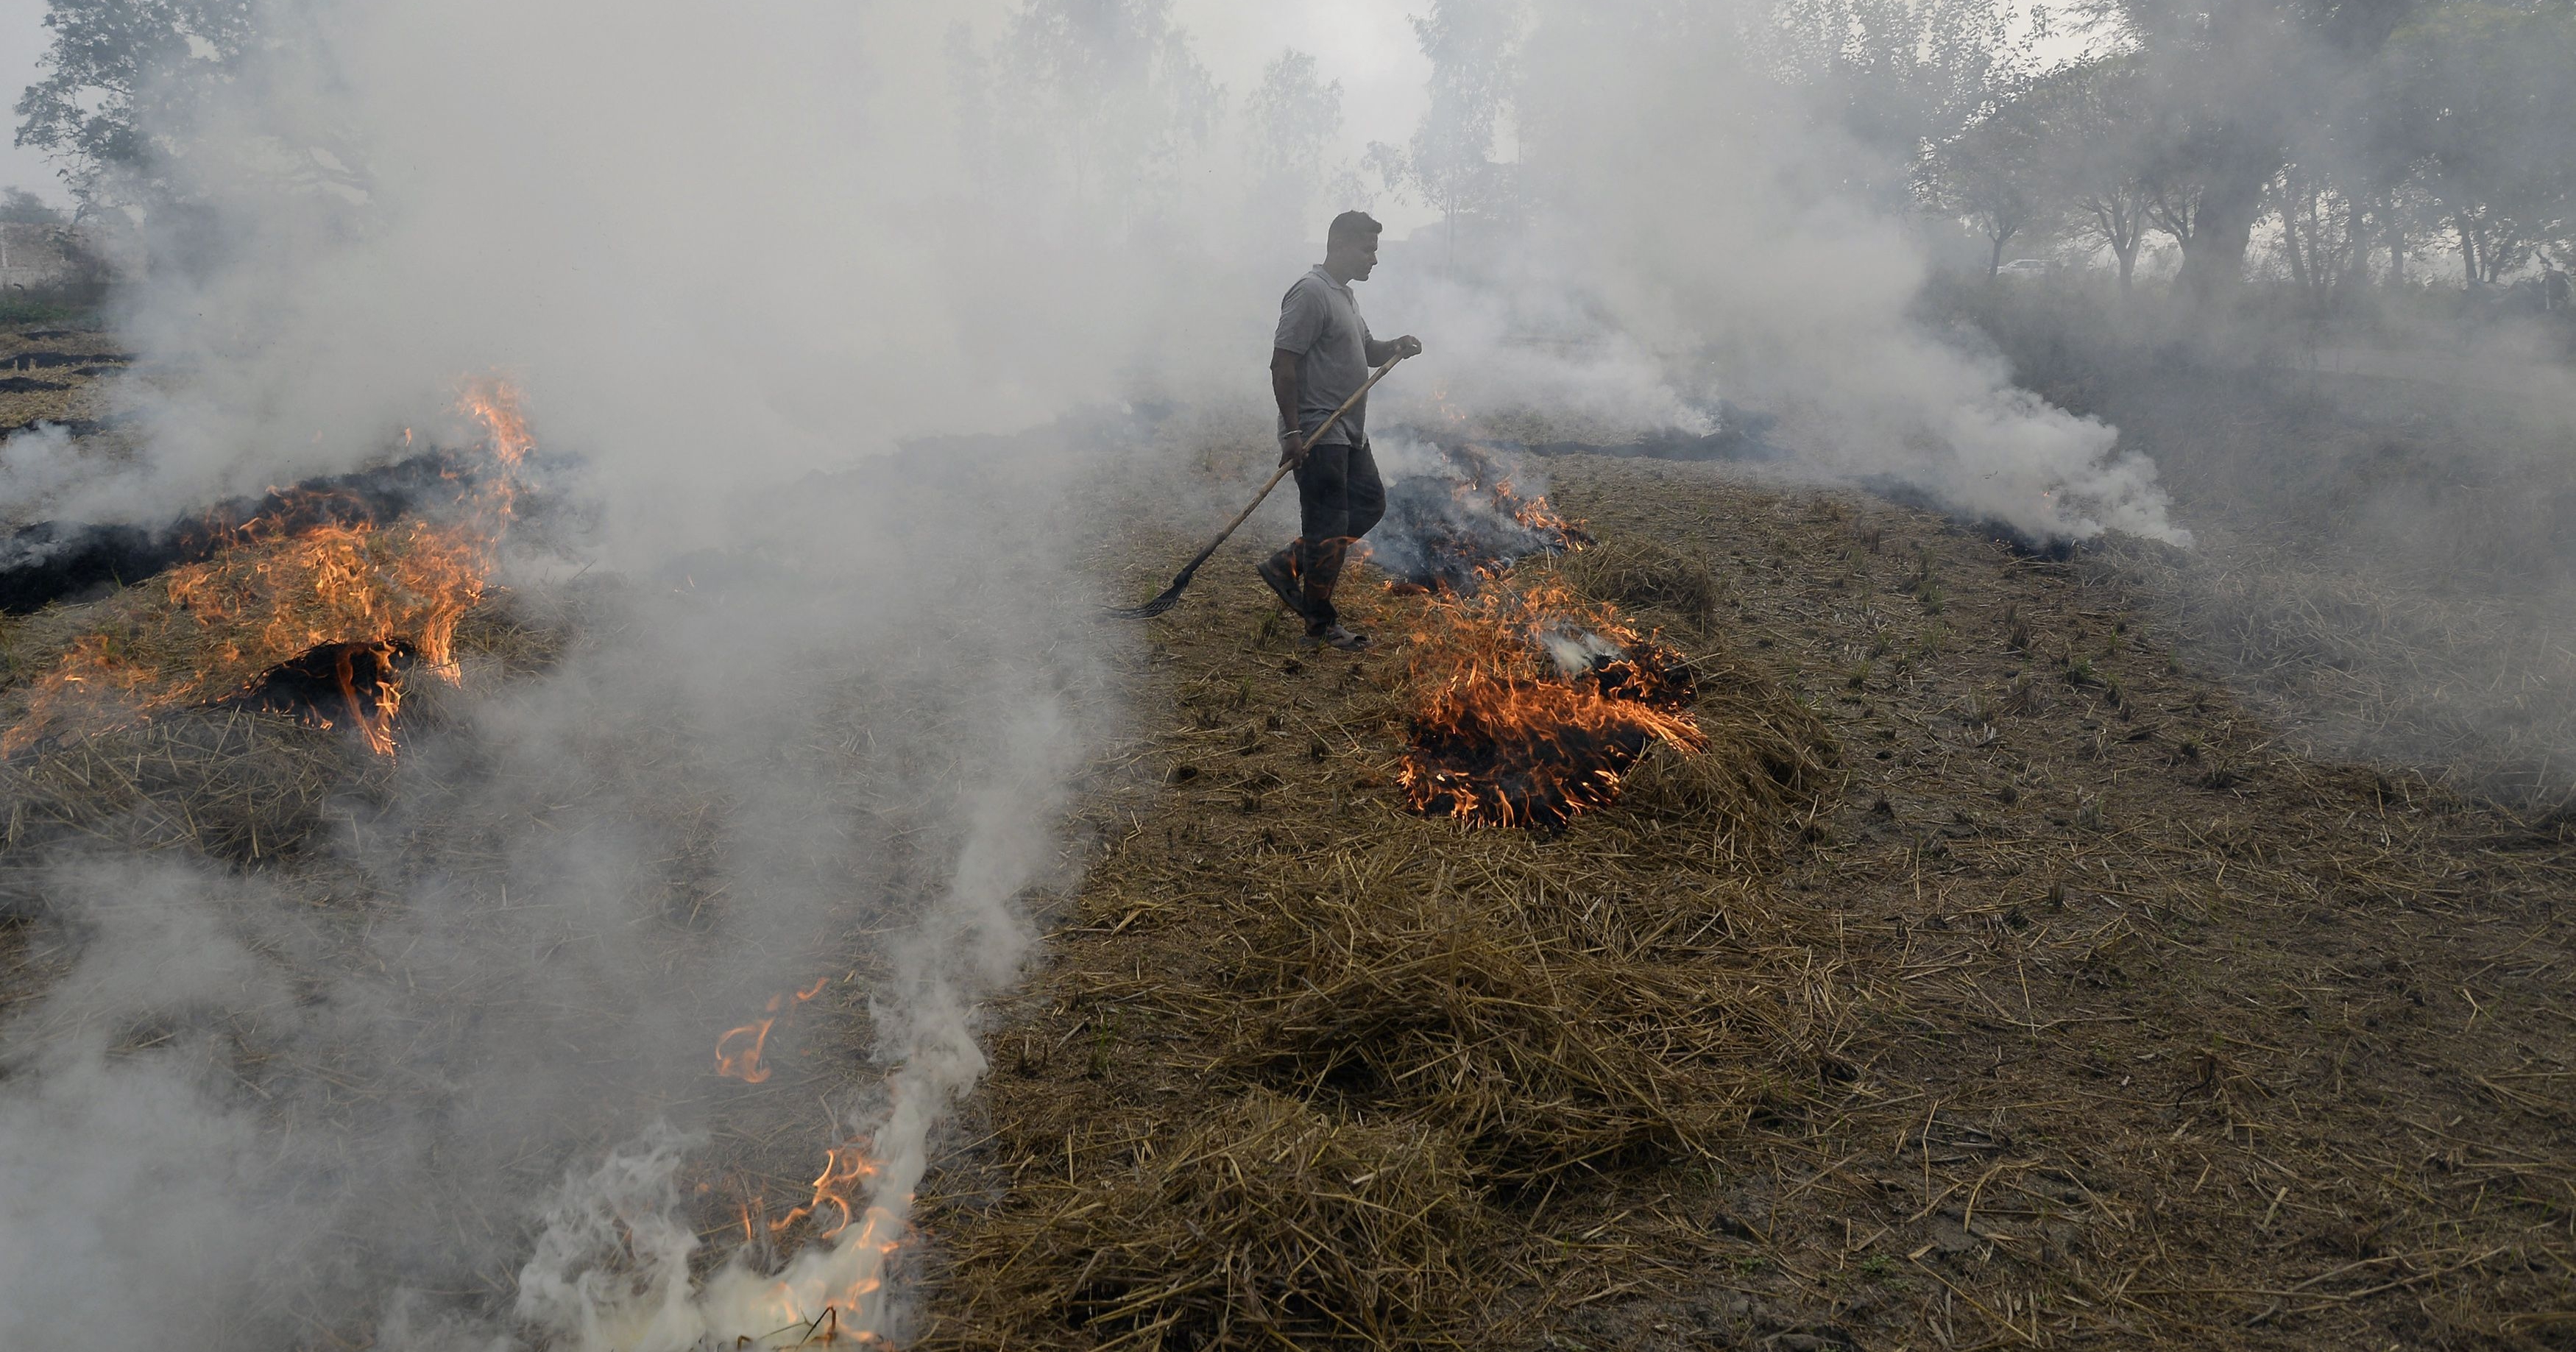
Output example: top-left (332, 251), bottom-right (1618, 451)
top-left (1327, 210), bottom-right (1382, 247)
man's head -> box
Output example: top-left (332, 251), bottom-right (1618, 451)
top-left (1323, 210), bottom-right (1382, 283)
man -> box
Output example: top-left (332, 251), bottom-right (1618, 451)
top-left (1257, 210), bottom-right (1423, 651)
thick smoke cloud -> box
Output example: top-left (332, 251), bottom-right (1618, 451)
top-left (0, 0), bottom-right (2196, 1347)
top-left (1503, 0), bottom-right (2186, 545)
top-left (3, 1), bottom-right (1128, 1346)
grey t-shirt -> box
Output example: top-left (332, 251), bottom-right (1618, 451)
top-left (1274, 264), bottom-right (1374, 447)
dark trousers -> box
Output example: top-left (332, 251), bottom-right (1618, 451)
top-left (1289, 439), bottom-right (1384, 624)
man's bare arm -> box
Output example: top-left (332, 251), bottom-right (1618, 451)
top-left (1364, 334), bottom-right (1424, 365)
top-left (1272, 347), bottom-right (1306, 467)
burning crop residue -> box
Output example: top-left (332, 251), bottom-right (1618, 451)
top-left (715, 977), bottom-right (830, 1084)
top-left (208, 638), bottom-right (419, 755)
top-left (1374, 439), bottom-right (1590, 595)
top-left (1, 379), bottom-right (534, 757)
top-left (678, 983), bottom-right (913, 1345)
top-left (1398, 576), bottom-right (1703, 829)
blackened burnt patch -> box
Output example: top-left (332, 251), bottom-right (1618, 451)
top-left (1369, 440), bottom-right (1592, 596)
top-left (0, 350), bottom-right (137, 369)
top-left (209, 640), bottom-right (417, 741)
top-left (0, 452), bottom-right (475, 613)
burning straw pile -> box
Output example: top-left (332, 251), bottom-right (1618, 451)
top-left (1397, 576), bottom-right (1702, 829)
top-left (1394, 537), bottom-right (1825, 838)
top-left (1372, 439), bottom-right (1590, 595)
top-left (0, 381), bottom-right (533, 760)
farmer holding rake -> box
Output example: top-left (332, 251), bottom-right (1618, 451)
top-left (1257, 210), bottom-right (1423, 651)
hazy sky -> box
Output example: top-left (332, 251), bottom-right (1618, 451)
top-left (1175, 0), bottom-right (1437, 232)
top-left (0, 0), bottom-right (52, 201)
top-left (1175, 0), bottom-right (1431, 146)
top-left (0, 1), bottom-right (1434, 222)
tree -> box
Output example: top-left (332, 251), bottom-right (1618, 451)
top-left (2379, 1), bottom-right (2576, 285)
top-left (980, 0), bottom-right (1223, 222)
top-left (1365, 0), bottom-right (1528, 269)
top-left (1244, 49), bottom-right (1362, 241)
top-left (2267, 164), bottom-right (2371, 295)
top-left (2086, 0), bottom-right (2427, 303)
top-left (14, 0), bottom-right (260, 213)
top-left (2023, 57), bottom-right (2158, 293)
top-left (1766, 0), bottom-right (2039, 210)
top-left (0, 186), bottom-right (64, 224)
top-left (1927, 102), bottom-right (2053, 276)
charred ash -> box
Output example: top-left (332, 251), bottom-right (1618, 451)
top-left (209, 640), bottom-right (418, 755)
top-left (1398, 579), bottom-right (1703, 831)
top-left (1369, 439), bottom-right (1591, 594)
top-left (1, 349), bottom-right (138, 369)
top-left (0, 414), bottom-right (106, 440)
top-left (0, 450), bottom-right (496, 614)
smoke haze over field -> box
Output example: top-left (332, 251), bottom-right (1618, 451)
top-left (0, 0), bottom-right (2212, 1346)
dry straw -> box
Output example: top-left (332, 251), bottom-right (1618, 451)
top-left (924, 531), bottom-right (1850, 1349)
top-left (936, 1090), bottom-right (1483, 1351)
top-left (1210, 840), bottom-right (1805, 1184)
top-left (0, 711), bottom-right (383, 863)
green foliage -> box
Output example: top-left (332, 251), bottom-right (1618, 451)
top-left (15, 0), bottom-right (259, 210)
top-left (2379, 2), bottom-right (2576, 280)
top-left (0, 294), bottom-right (94, 325)
top-left (1245, 49), bottom-right (1362, 233)
top-left (1767, 0), bottom-right (2039, 197)
top-left (1925, 99), bottom-right (2055, 273)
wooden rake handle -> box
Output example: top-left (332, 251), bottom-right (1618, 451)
top-left (1106, 353), bottom-right (1409, 619)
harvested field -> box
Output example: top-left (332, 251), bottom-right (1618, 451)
top-left (1963, 288), bottom-right (2576, 815)
top-left (0, 322), bottom-right (120, 440)
top-left (0, 345), bottom-right (2567, 1348)
top-left (919, 447), bottom-right (2575, 1351)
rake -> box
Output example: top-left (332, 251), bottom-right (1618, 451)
top-left (1105, 353), bottom-right (1409, 620)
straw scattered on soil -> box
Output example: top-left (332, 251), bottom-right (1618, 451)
top-left (2007, 347), bottom-right (2576, 814)
top-left (1208, 833), bottom-right (1821, 1186)
top-left (921, 440), bottom-right (2575, 1352)
top-left (935, 1089), bottom-right (1485, 1351)
top-left (0, 711), bottom-right (389, 866)
top-left (0, 364), bottom-right (2568, 1352)
top-left (0, 582), bottom-right (569, 871)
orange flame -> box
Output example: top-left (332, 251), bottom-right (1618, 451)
top-left (768, 1142), bottom-right (882, 1240)
top-left (1398, 576), bottom-right (1702, 829)
top-left (713, 977), bottom-right (830, 1084)
top-left (1, 378), bottom-right (536, 756)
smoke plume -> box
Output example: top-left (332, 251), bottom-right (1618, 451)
top-left (0, 1), bottom-right (2204, 1347)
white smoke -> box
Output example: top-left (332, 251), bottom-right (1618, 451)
top-left (1365, 0), bottom-right (2191, 547)
top-left (0, 421), bottom-right (88, 518)
top-left (1, 2), bottom-right (1125, 1347)
top-left (0, 1), bottom-right (2200, 1348)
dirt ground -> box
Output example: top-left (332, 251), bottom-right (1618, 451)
top-left (918, 450), bottom-right (2575, 1351)
top-left (1969, 286), bottom-right (2576, 815)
